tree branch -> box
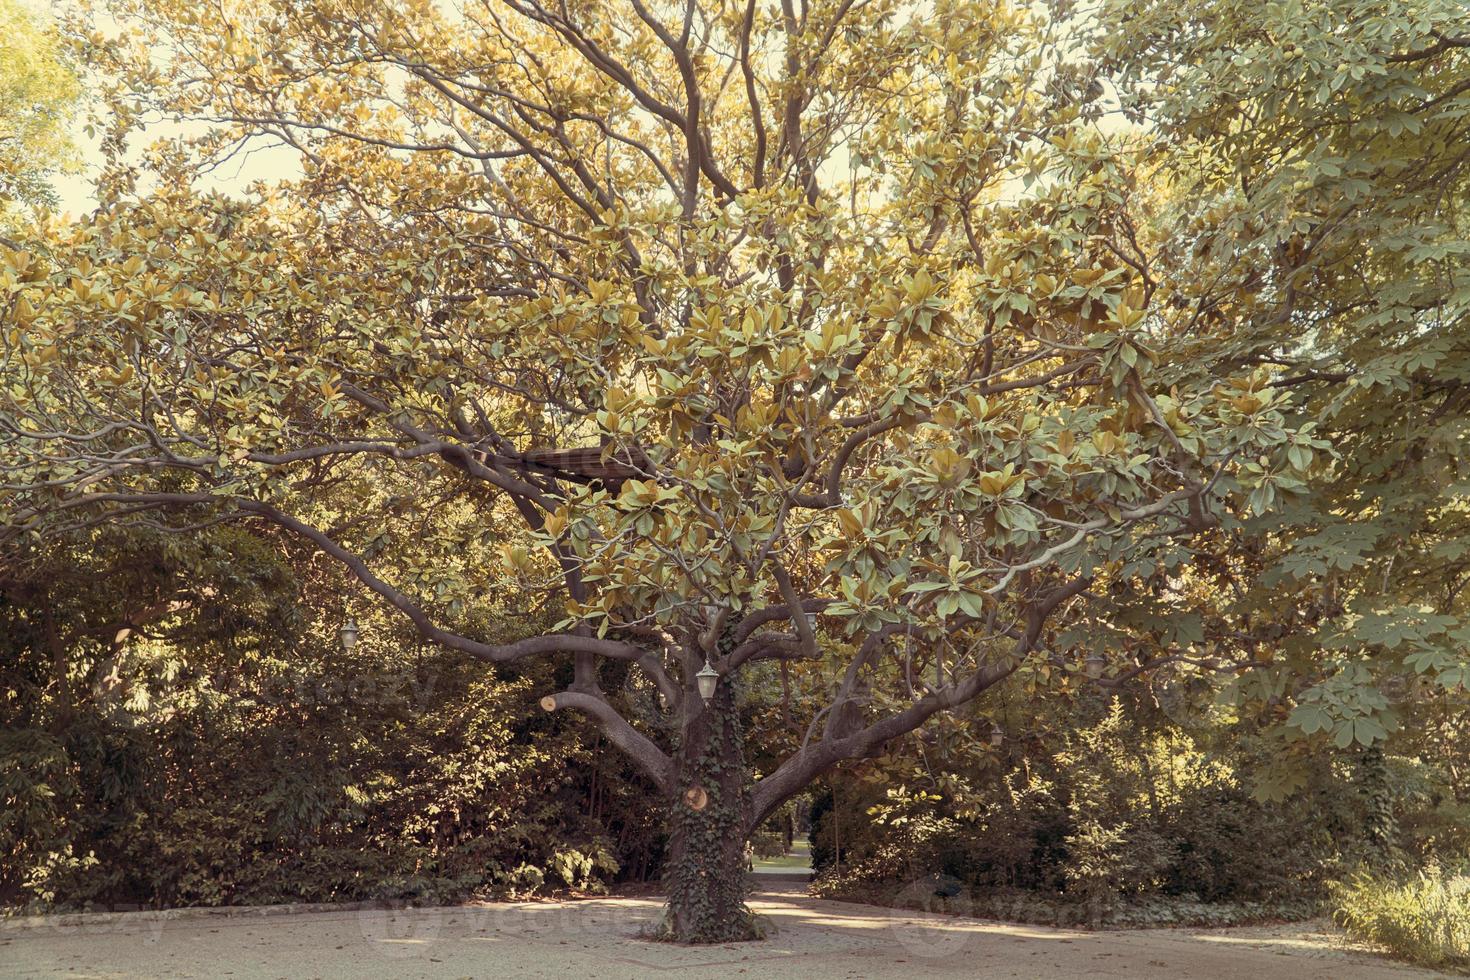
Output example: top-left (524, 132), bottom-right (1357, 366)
top-left (747, 575), bottom-right (1091, 830)
top-left (543, 690), bottom-right (675, 791)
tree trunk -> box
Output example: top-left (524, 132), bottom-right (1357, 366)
top-left (659, 676), bottom-right (760, 943)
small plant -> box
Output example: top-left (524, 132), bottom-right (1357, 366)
top-left (1333, 866), bottom-right (1470, 974)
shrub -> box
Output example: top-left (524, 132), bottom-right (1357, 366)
top-left (1333, 867), bottom-right (1470, 974)
top-left (0, 534), bottom-right (666, 912)
top-left (807, 700), bottom-right (1465, 923)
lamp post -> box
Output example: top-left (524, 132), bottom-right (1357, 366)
top-left (696, 658), bottom-right (720, 703)
top-left (990, 724), bottom-right (1005, 748)
top-left (339, 617), bottom-right (360, 652)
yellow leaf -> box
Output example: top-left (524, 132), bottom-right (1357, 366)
top-left (1231, 394), bottom-right (1263, 414)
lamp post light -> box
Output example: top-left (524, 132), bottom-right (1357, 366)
top-left (339, 617), bottom-right (360, 652)
top-left (990, 724), bottom-right (1005, 748)
top-left (1086, 651), bottom-right (1106, 680)
top-left (696, 658), bottom-right (720, 703)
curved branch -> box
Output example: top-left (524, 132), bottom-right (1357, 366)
top-left (543, 690), bottom-right (675, 791)
top-left (747, 575), bottom-right (1092, 830)
top-left (723, 632), bottom-right (811, 672)
top-left (731, 596), bottom-right (833, 645)
top-left (771, 563), bottom-right (819, 658)
top-left (21, 491), bottom-right (656, 668)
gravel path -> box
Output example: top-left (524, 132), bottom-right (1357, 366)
top-left (0, 885), bottom-right (1443, 979)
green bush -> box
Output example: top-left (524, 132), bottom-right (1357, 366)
top-left (0, 528), bottom-right (667, 911)
top-left (1334, 867), bottom-right (1470, 974)
top-left (808, 698), bottom-right (1469, 925)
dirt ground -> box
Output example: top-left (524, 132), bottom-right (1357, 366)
top-left (0, 883), bottom-right (1444, 979)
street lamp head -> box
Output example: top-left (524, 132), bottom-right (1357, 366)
top-left (696, 659), bottom-right (720, 703)
top-left (1086, 651), bottom-right (1106, 680)
top-left (990, 724), bottom-right (1005, 748)
top-left (339, 617), bottom-right (360, 652)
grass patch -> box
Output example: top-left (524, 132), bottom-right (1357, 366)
top-left (753, 853), bottom-right (813, 871)
top-left (1333, 867), bottom-right (1470, 975)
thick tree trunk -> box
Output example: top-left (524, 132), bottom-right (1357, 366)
top-left (659, 677), bottom-right (761, 943)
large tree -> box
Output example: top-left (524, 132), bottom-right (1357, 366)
top-left (3, 0), bottom-right (1318, 940)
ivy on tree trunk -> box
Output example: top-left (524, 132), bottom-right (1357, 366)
top-left (660, 671), bottom-right (761, 943)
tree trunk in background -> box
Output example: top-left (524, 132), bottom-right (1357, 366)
top-left (660, 678), bottom-right (759, 943)
top-left (1356, 744), bottom-right (1401, 863)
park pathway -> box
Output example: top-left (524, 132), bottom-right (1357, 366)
top-left (0, 882), bottom-right (1441, 979)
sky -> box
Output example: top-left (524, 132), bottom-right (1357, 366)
top-left (51, 123), bottom-right (301, 218)
top-left (35, 0), bottom-right (301, 219)
top-left (49, 104), bottom-right (304, 218)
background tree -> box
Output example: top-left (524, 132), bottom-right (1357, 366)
top-left (0, 0), bottom-right (79, 228)
top-left (4, 0), bottom-right (1319, 940)
top-left (1082, 0), bottom-right (1470, 794)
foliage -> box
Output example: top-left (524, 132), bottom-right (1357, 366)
top-left (1057, 707), bottom-right (1178, 918)
top-left (0, 0), bottom-right (79, 224)
top-left (0, 0), bottom-right (1466, 939)
top-left (0, 525), bottom-right (658, 909)
top-left (1334, 866), bottom-right (1470, 974)
top-left (3, 0), bottom-right (1322, 807)
top-left (1082, 0), bottom-right (1470, 792)
top-left (809, 696), bottom-right (1466, 925)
